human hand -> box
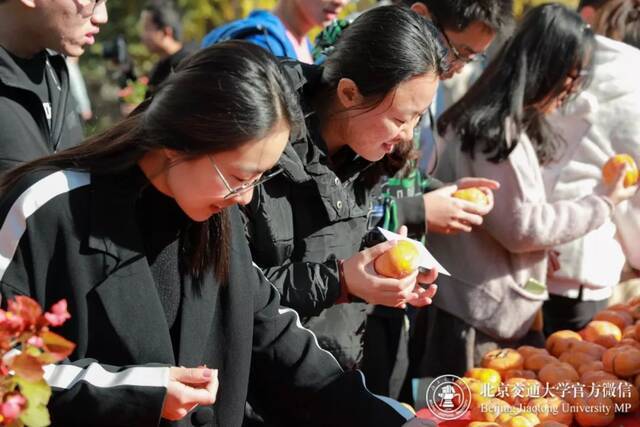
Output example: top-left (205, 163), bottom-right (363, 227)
top-left (162, 367), bottom-right (218, 421)
top-left (547, 250), bottom-right (561, 276)
top-left (601, 162), bottom-right (639, 205)
top-left (394, 226), bottom-right (438, 308)
top-left (423, 185), bottom-right (487, 234)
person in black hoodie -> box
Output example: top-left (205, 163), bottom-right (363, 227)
top-left (0, 41), bottom-right (428, 427)
top-left (0, 0), bottom-right (108, 174)
top-left (139, 0), bottom-right (194, 97)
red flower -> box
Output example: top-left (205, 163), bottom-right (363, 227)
top-left (0, 393), bottom-right (26, 424)
top-left (8, 296), bottom-right (42, 330)
top-left (44, 299), bottom-right (71, 327)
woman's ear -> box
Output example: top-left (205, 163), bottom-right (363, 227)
top-left (336, 78), bottom-right (364, 109)
top-left (163, 148), bottom-right (181, 163)
top-left (410, 2), bottom-right (431, 19)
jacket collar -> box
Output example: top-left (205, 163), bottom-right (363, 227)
top-left (86, 168), bottom-right (218, 365)
top-left (0, 47), bottom-right (65, 91)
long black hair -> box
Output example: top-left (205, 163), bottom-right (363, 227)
top-left (0, 41), bottom-right (304, 283)
top-left (437, 3), bottom-right (595, 165)
top-left (317, 6), bottom-right (448, 184)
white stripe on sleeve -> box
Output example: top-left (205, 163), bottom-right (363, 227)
top-left (44, 363), bottom-right (170, 390)
top-left (253, 263), bottom-right (412, 421)
top-left (0, 170), bottom-right (91, 281)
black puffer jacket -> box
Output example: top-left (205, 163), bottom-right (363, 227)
top-left (242, 62), bottom-right (376, 369)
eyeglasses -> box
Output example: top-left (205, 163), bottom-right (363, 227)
top-left (433, 20), bottom-right (486, 65)
top-left (208, 156), bottom-right (283, 200)
top-left (79, 0), bottom-right (107, 17)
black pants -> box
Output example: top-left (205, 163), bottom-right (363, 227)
top-left (542, 290), bottom-right (608, 336)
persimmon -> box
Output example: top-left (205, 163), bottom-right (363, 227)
top-left (578, 360), bottom-right (604, 376)
top-left (602, 154), bottom-right (638, 187)
top-left (602, 345), bottom-right (640, 377)
top-left (580, 370), bottom-right (618, 387)
top-left (452, 187), bottom-right (490, 206)
top-left (468, 423), bottom-right (500, 427)
top-left (559, 351), bottom-right (599, 371)
top-left (593, 309), bottom-right (633, 331)
top-left (465, 368), bottom-right (502, 396)
top-left (481, 349), bottom-right (524, 374)
top-left (373, 240), bottom-right (420, 278)
top-left (501, 413), bottom-right (539, 427)
top-left (524, 353), bottom-right (559, 372)
top-left (565, 340), bottom-right (606, 359)
top-left (503, 369), bottom-right (537, 381)
top-left (538, 362), bottom-right (579, 386)
top-left (619, 338), bottom-right (640, 349)
top-left (528, 396), bottom-right (573, 425)
top-left (537, 422), bottom-right (569, 427)
top-left (573, 396), bottom-right (614, 426)
top-left (582, 321), bottom-right (622, 348)
top-left (517, 345), bottom-right (548, 359)
top-left (546, 330), bottom-right (582, 357)
top-left (635, 320), bottom-right (640, 340)
top-left (622, 325), bottom-right (637, 339)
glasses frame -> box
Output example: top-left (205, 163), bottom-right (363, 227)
top-left (433, 20), bottom-right (486, 65)
top-left (208, 156), bottom-right (283, 200)
top-left (80, 0), bottom-right (107, 17)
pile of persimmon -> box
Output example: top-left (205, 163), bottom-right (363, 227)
top-left (461, 298), bottom-right (640, 427)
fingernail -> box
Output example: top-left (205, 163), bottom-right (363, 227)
top-left (203, 369), bottom-right (212, 378)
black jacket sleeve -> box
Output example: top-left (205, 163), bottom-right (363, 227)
top-left (247, 264), bottom-right (414, 426)
top-left (240, 198), bottom-right (344, 318)
top-left (394, 173), bottom-right (446, 235)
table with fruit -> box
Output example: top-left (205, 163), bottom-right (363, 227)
top-left (416, 299), bottom-right (640, 427)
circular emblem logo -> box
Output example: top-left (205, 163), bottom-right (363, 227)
top-left (425, 375), bottom-right (470, 420)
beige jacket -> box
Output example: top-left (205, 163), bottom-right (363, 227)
top-left (429, 131), bottom-right (613, 340)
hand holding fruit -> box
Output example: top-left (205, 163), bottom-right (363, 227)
top-left (374, 226), bottom-right (438, 307)
top-left (600, 154), bottom-right (639, 205)
top-left (162, 367), bottom-right (218, 421)
top-left (423, 184), bottom-right (492, 234)
top-left (341, 238), bottom-right (437, 308)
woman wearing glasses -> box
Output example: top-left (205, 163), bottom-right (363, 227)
top-left (0, 42), bottom-right (421, 426)
top-left (407, 3), bottom-right (640, 380)
top-left (241, 6), bottom-right (446, 377)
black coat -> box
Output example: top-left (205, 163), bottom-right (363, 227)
top-left (0, 167), bottom-right (414, 427)
top-left (0, 48), bottom-right (83, 174)
top-left (242, 62), bottom-right (375, 369)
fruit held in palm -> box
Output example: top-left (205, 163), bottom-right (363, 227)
top-left (452, 188), bottom-right (490, 206)
top-left (374, 240), bottom-right (420, 278)
top-left (602, 154), bottom-right (638, 187)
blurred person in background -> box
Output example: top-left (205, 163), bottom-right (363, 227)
top-left (542, 0), bottom-right (640, 334)
top-left (580, 0), bottom-right (640, 47)
top-left (139, 0), bottom-right (194, 97)
top-left (408, 3), bottom-right (638, 392)
top-left (201, 0), bottom-right (349, 63)
top-left (0, 0), bottom-right (108, 174)
top-left (66, 56), bottom-right (93, 122)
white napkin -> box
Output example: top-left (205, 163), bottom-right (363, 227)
top-left (377, 227), bottom-right (451, 276)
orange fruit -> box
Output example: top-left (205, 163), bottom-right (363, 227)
top-left (452, 188), bottom-right (490, 206)
top-left (602, 154), bottom-right (638, 187)
top-left (481, 349), bottom-right (524, 375)
top-left (593, 309), bottom-right (633, 331)
top-left (528, 396), bottom-right (573, 425)
top-left (546, 330), bottom-right (583, 357)
top-left (373, 240), bottom-right (419, 278)
top-left (582, 321), bottom-right (622, 348)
